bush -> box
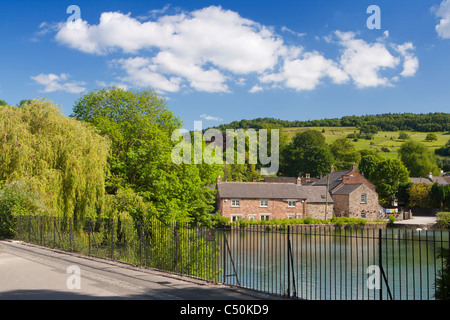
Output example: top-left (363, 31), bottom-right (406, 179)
top-left (435, 247), bottom-right (450, 300)
top-left (0, 181), bottom-right (44, 238)
top-left (437, 212), bottom-right (450, 228)
top-left (388, 214), bottom-right (396, 225)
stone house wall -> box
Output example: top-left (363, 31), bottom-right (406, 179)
top-left (218, 198), bottom-right (306, 221)
top-left (332, 184), bottom-right (382, 220)
top-left (306, 203), bottom-right (334, 220)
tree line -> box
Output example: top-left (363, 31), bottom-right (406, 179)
top-left (212, 112), bottom-right (450, 132)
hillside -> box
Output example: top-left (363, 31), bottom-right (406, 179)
top-left (209, 112), bottom-right (450, 165)
top-left (282, 126), bottom-right (449, 160)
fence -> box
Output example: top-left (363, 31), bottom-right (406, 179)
top-left (11, 216), bottom-right (450, 300)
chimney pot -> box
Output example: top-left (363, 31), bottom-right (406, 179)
top-left (217, 176), bottom-right (222, 183)
top-left (296, 176), bottom-right (302, 185)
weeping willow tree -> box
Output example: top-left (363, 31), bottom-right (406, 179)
top-left (0, 99), bottom-right (110, 220)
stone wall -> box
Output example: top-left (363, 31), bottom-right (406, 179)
top-left (347, 184), bottom-right (382, 220)
top-left (306, 203), bottom-right (334, 220)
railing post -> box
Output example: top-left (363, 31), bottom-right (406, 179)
top-left (379, 228), bottom-right (383, 300)
top-left (28, 216), bottom-right (31, 243)
top-left (287, 225), bottom-right (291, 298)
top-left (111, 218), bottom-right (114, 260)
top-left (40, 216), bottom-right (43, 245)
top-left (139, 219), bottom-right (143, 266)
top-left (88, 218), bottom-right (91, 256)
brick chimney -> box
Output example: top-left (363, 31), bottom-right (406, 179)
top-left (352, 162), bottom-right (357, 172)
top-left (253, 177), bottom-right (257, 183)
top-left (217, 175), bottom-right (222, 183)
top-left (296, 176), bottom-right (302, 185)
top-left (330, 165), bottom-right (334, 173)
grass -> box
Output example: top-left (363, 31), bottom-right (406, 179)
top-left (282, 126), bottom-right (449, 161)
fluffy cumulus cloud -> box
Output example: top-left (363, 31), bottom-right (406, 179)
top-left (52, 5), bottom-right (418, 94)
top-left (435, 0), bottom-right (450, 39)
top-left (260, 51), bottom-right (349, 91)
top-left (31, 73), bottom-right (86, 93)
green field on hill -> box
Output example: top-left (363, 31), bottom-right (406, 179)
top-left (282, 126), bottom-right (449, 160)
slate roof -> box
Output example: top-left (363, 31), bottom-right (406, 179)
top-left (332, 183), bottom-right (363, 195)
top-left (217, 182), bottom-right (333, 203)
top-left (410, 177), bottom-right (449, 185)
top-left (313, 169), bottom-right (352, 191)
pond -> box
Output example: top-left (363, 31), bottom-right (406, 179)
top-left (216, 226), bottom-right (449, 300)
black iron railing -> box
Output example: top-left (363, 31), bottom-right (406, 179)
top-left (11, 216), bottom-right (450, 300)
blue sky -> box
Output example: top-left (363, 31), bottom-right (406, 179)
top-left (1, 0), bottom-right (449, 130)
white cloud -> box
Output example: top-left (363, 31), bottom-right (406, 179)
top-left (395, 42), bottom-right (419, 77)
top-left (281, 26), bottom-right (306, 38)
top-left (31, 73), bottom-right (86, 93)
top-left (200, 114), bottom-right (223, 121)
top-left (335, 31), bottom-right (401, 88)
top-left (249, 85), bottom-right (263, 93)
top-left (260, 51), bottom-right (348, 91)
top-left (435, 0), bottom-right (450, 39)
top-left (50, 6), bottom-right (418, 94)
top-left (54, 6), bottom-right (285, 93)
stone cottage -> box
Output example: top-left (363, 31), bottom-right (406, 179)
top-left (313, 164), bottom-right (382, 220)
top-left (216, 176), bottom-right (333, 222)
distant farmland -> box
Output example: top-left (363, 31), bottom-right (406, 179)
top-left (282, 126), bottom-right (449, 160)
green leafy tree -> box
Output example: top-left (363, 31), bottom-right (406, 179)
top-left (358, 154), bottom-right (383, 180)
top-left (399, 140), bottom-right (440, 177)
top-left (329, 138), bottom-right (361, 170)
top-left (408, 183), bottom-right (433, 208)
top-left (425, 133), bottom-right (438, 142)
top-left (0, 99), bottom-right (109, 220)
top-left (370, 158), bottom-right (410, 204)
top-left (72, 87), bottom-right (221, 224)
top-left (0, 181), bottom-right (44, 238)
top-left (302, 146), bottom-right (335, 177)
top-left (280, 130), bottom-right (333, 176)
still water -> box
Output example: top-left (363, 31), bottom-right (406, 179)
top-left (216, 227), bottom-right (449, 300)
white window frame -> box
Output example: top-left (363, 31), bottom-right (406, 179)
top-left (260, 199), bottom-right (269, 207)
top-left (287, 214), bottom-right (295, 219)
top-left (288, 200), bottom-right (296, 208)
top-left (231, 199), bottom-right (240, 207)
top-left (260, 214), bottom-right (271, 221)
top-left (248, 214), bottom-right (256, 221)
top-left (361, 194), bottom-right (367, 204)
top-left (230, 214), bottom-right (243, 222)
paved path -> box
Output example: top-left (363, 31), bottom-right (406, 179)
top-left (393, 215), bottom-right (437, 228)
top-left (0, 240), bottom-right (274, 300)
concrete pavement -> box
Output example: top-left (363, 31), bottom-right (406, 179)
top-left (0, 240), bottom-right (274, 300)
top-left (393, 215), bottom-right (438, 228)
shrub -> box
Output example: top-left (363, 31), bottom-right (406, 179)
top-left (437, 212), bottom-right (450, 228)
top-left (435, 247), bottom-right (450, 300)
top-left (0, 181), bottom-right (44, 238)
top-left (388, 214), bottom-right (396, 225)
